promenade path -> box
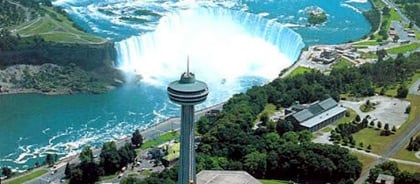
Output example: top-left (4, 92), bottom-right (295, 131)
top-left (19, 103), bottom-right (224, 184)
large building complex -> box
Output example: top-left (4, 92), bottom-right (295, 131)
top-left (285, 98), bottom-right (346, 132)
top-left (167, 60), bottom-right (209, 184)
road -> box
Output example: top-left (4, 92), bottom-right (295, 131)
top-left (22, 103), bottom-right (224, 184)
top-left (382, 0), bottom-right (419, 31)
top-left (355, 106), bottom-right (420, 183)
top-left (6, 0), bottom-right (31, 22)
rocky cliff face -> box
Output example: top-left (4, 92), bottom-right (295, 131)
top-left (0, 41), bottom-right (116, 70)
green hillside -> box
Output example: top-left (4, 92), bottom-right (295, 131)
top-left (1, 0), bottom-right (104, 44)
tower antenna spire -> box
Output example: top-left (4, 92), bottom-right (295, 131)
top-left (187, 55), bottom-right (190, 76)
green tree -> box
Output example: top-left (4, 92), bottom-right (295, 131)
top-left (65, 163), bottom-right (72, 179)
top-left (384, 123), bottom-right (389, 131)
top-left (243, 151), bottom-right (267, 178)
top-left (69, 168), bottom-right (83, 184)
top-left (298, 130), bottom-right (313, 142)
top-left (396, 85), bottom-right (408, 98)
top-left (355, 115), bottom-right (361, 122)
top-left (397, 170), bottom-right (420, 184)
top-left (260, 112), bottom-right (269, 125)
top-left (264, 132), bottom-right (280, 150)
top-left (345, 110), bottom-right (351, 117)
top-left (362, 118), bottom-right (369, 127)
top-left (376, 49), bottom-right (387, 62)
top-left (119, 143), bottom-right (136, 167)
top-left (197, 116), bottom-right (210, 135)
top-left (369, 120), bottom-right (375, 127)
top-left (121, 176), bottom-right (142, 184)
top-left (79, 146), bottom-right (93, 163)
top-left (277, 120), bottom-right (294, 135)
top-left (392, 125), bottom-right (397, 132)
top-left (1, 167), bottom-right (12, 178)
top-left (382, 6), bottom-right (390, 16)
top-left (100, 141), bottom-right (122, 175)
top-left (45, 153), bottom-right (56, 166)
top-left (393, 35), bottom-right (399, 43)
top-left (367, 144), bottom-right (372, 152)
top-left (377, 121), bottom-right (382, 129)
top-left (350, 139), bottom-right (356, 147)
top-left (368, 161), bottom-right (400, 183)
top-left (131, 129), bottom-right (143, 148)
top-left (405, 105), bottom-right (411, 114)
top-left (359, 142), bottom-right (364, 148)
top-left (79, 162), bottom-right (101, 183)
top-left (282, 131), bottom-right (299, 144)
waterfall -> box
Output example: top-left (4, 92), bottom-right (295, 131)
top-left (115, 6), bottom-right (305, 87)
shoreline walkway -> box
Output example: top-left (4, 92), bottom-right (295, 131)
top-left (137, 102), bottom-right (224, 142)
top-left (6, 102), bottom-right (225, 184)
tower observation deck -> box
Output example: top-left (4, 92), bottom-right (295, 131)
top-left (167, 59), bottom-right (209, 184)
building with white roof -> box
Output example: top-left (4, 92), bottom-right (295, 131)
top-left (285, 98), bottom-right (347, 132)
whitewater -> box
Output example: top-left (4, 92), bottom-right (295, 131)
top-left (115, 6), bottom-right (304, 98)
top-left (0, 0), bottom-right (371, 171)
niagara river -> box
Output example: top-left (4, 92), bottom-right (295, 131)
top-left (0, 0), bottom-right (371, 171)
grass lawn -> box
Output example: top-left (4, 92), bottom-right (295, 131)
top-left (375, 85), bottom-right (398, 97)
top-left (255, 103), bottom-right (277, 123)
top-left (393, 144), bottom-right (420, 162)
top-left (321, 127), bottom-right (333, 133)
top-left (260, 179), bottom-right (292, 184)
top-left (163, 142), bottom-right (180, 161)
top-left (408, 72), bottom-right (420, 87)
top-left (371, 0), bottom-right (385, 8)
top-left (393, 132), bottom-right (420, 162)
top-left (17, 6), bottom-right (104, 44)
top-left (352, 45), bottom-right (369, 49)
top-left (42, 32), bottom-right (82, 42)
top-left (416, 32), bottom-right (420, 40)
top-left (359, 103), bottom-right (375, 112)
top-left (353, 40), bottom-right (378, 46)
top-left (353, 127), bottom-right (397, 153)
top-left (361, 52), bottom-right (378, 59)
top-left (403, 95), bottom-right (420, 132)
top-left (351, 151), bottom-right (378, 174)
top-left (141, 131), bottom-right (179, 149)
top-left (5, 169), bottom-right (48, 184)
top-left (387, 10), bottom-right (402, 28)
top-left (334, 108), bottom-right (357, 125)
top-left (388, 95), bottom-right (420, 162)
top-left (387, 43), bottom-right (420, 54)
top-left (288, 66), bottom-right (313, 77)
top-left (397, 163), bottom-right (420, 173)
top-left (333, 57), bottom-right (354, 69)
top-left (99, 173), bottom-right (117, 181)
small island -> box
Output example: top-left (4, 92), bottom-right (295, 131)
top-left (306, 6), bottom-right (327, 25)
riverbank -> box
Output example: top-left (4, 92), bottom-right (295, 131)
top-left (0, 63), bottom-right (121, 95)
top-left (7, 102), bottom-right (224, 184)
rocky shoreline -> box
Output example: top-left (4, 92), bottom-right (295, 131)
top-left (0, 63), bottom-right (121, 95)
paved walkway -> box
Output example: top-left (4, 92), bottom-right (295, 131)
top-left (355, 105), bottom-right (420, 184)
top-left (313, 129), bottom-right (420, 167)
top-left (19, 103), bottom-right (224, 184)
top-left (409, 79), bottom-right (420, 95)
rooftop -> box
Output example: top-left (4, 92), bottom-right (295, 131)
top-left (375, 174), bottom-right (395, 184)
top-left (292, 97), bottom-right (339, 123)
top-left (197, 170), bottom-right (261, 184)
top-left (300, 105), bottom-right (346, 128)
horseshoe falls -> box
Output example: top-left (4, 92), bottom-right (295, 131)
top-left (115, 6), bottom-right (304, 104)
top-left (1, 0), bottom-right (373, 171)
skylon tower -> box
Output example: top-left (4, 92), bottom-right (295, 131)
top-left (167, 58), bottom-right (209, 184)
